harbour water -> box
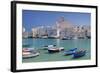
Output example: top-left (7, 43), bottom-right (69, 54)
top-left (22, 38), bottom-right (91, 63)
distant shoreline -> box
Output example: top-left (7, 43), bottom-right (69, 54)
top-left (22, 36), bottom-right (91, 40)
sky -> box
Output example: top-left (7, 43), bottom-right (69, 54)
top-left (22, 10), bottom-right (91, 32)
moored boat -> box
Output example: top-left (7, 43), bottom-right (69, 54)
top-left (23, 52), bottom-right (40, 59)
top-left (64, 48), bottom-right (77, 55)
top-left (48, 47), bottom-right (64, 53)
top-left (22, 48), bottom-right (40, 59)
top-left (48, 48), bottom-right (59, 53)
top-left (73, 49), bottom-right (86, 58)
top-left (22, 48), bottom-right (32, 52)
top-left (43, 45), bottom-right (56, 50)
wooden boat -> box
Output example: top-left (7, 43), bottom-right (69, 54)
top-left (64, 48), bottom-right (77, 55)
top-left (22, 48), bottom-right (32, 52)
top-left (23, 52), bottom-right (39, 59)
top-left (43, 45), bottom-right (56, 50)
top-left (48, 47), bottom-right (64, 53)
top-left (22, 48), bottom-right (40, 59)
top-left (48, 48), bottom-right (60, 53)
top-left (73, 49), bottom-right (86, 58)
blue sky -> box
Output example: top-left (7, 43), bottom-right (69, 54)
top-left (22, 10), bottom-right (91, 32)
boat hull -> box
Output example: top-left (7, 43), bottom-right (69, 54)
top-left (48, 47), bottom-right (64, 53)
top-left (23, 53), bottom-right (39, 59)
top-left (48, 49), bottom-right (60, 53)
top-left (64, 51), bottom-right (75, 55)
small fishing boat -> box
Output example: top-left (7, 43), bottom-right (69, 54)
top-left (22, 48), bottom-right (32, 52)
top-left (73, 49), bottom-right (86, 58)
top-left (48, 47), bottom-right (64, 53)
top-left (64, 48), bottom-right (77, 55)
top-left (69, 48), bottom-right (77, 51)
top-left (43, 45), bottom-right (56, 50)
top-left (22, 48), bottom-right (40, 59)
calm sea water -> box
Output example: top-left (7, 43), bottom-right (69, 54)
top-left (22, 38), bottom-right (91, 63)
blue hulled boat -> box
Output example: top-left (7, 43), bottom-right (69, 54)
top-left (64, 48), bottom-right (77, 55)
top-left (73, 50), bottom-right (86, 58)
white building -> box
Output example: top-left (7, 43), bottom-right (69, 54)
top-left (56, 16), bottom-right (73, 38)
top-left (32, 28), bottom-right (39, 37)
